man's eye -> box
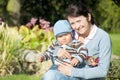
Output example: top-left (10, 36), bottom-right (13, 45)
top-left (76, 20), bottom-right (81, 22)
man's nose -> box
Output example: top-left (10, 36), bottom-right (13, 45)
top-left (62, 36), bottom-right (66, 40)
top-left (74, 24), bottom-right (79, 30)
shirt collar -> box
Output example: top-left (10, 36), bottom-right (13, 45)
top-left (74, 24), bottom-right (98, 40)
top-left (85, 24), bottom-right (97, 40)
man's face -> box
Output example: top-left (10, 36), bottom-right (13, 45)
top-left (67, 15), bottom-right (91, 36)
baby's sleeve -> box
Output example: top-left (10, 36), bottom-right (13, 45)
top-left (75, 45), bottom-right (88, 63)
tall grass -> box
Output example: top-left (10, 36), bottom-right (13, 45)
top-left (0, 23), bottom-right (23, 76)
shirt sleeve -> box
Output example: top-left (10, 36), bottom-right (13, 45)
top-left (41, 41), bottom-right (57, 61)
top-left (70, 33), bottom-right (112, 79)
top-left (73, 45), bottom-right (88, 63)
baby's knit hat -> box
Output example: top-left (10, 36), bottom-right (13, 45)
top-left (53, 20), bottom-right (72, 37)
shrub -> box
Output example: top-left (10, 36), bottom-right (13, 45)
top-left (106, 57), bottom-right (120, 80)
top-left (0, 21), bottom-right (54, 76)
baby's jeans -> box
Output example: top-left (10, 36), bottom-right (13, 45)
top-left (42, 65), bottom-right (79, 80)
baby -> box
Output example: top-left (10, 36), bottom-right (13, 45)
top-left (39, 20), bottom-right (88, 66)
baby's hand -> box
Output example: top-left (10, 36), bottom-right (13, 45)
top-left (70, 58), bottom-right (79, 66)
top-left (39, 56), bottom-right (43, 62)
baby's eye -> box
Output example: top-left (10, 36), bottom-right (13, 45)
top-left (70, 23), bottom-right (74, 25)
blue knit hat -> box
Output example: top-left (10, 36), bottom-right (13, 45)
top-left (53, 20), bottom-right (72, 37)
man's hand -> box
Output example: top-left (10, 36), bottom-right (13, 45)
top-left (58, 62), bottom-right (73, 76)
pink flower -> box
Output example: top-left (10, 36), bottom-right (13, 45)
top-left (30, 17), bottom-right (38, 26)
top-left (39, 19), bottom-right (50, 29)
top-left (0, 17), bottom-right (3, 24)
top-left (26, 22), bottom-right (32, 29)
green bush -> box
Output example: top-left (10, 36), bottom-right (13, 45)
top-left (0, 23), bottom-right (54, 76)
top-left (19, 25), bottom-right (54, 51)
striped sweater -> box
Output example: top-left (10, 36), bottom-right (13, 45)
top-left (41, 40), bottom-right (88, 65)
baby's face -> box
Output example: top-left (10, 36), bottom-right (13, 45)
top-left (56, 33), bottom-right (73, 45)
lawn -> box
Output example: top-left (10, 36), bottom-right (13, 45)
top-left (110, 33), bottom-right (120, 55)
top-left (0, 33), bottom-right (120, 80)
top-left (0, 74), bottom-right (41, 80)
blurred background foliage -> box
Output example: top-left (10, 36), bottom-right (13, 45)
top-left (0, 0), bottom-right (120, 33)
top-left (0, 22), bottom-right (54, 76)
top-left (0, 0), bottom-right (120, 79)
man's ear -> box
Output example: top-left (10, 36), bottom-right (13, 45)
top-left (88, 13), bottom-right (91, 22)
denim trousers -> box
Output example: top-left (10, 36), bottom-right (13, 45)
top-left (42, 65), bottom-right (80, 80)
